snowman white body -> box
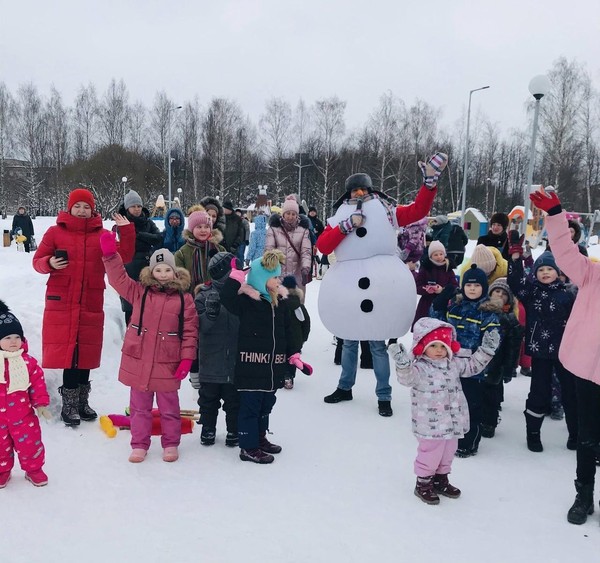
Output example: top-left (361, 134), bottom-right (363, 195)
top-left (318, 196), bottom-right (417, 341)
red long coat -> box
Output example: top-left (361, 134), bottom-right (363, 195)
top-left (32, 212), bottom-right (135, 369)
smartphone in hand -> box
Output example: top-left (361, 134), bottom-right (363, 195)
top-left (54, 249), bottom-right (69, 261)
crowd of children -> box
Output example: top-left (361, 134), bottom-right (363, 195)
top-left (3, 181), bottom-right (600, 532)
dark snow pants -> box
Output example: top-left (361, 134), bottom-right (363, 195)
top-left (238, 391), bottom-right (277, 450)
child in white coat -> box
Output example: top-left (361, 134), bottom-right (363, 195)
top-left (389, 318), bottom-right (499, 505)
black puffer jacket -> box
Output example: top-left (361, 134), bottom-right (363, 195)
top-left (117, 205), bottom-right (163, 312)
top-left (477, 231), bottom-right (509, 259)
top-left (12, 212), bottom-right (34, 239)
top-left (195, 281), bottom-right (239, 384)
top-left (220, 278), bottom-right (298, 391)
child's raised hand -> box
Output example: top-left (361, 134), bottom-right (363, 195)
top-left (480, 330), bottom-right (501, 355)
top-left (112, 213), bottom-right (130, 226)
top-left (173, 359), bottom-right (193, 381)
top-left (229, 258), bottom-right (247, 284)
top-left (389, 343), bottom-right (412, 369)
top-left (100, 231), bottom-right (118, 257)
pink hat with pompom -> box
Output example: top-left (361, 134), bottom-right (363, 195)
top-left (281, 195), bottom-right (299, 214)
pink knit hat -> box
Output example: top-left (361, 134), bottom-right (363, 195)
top-left (188, 211), bottom-right (212, 232)
top-left (281, 195), bottom-right (299, 214)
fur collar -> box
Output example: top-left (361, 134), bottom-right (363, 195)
top-left (269, 213), bottom-right (310, 230)
top-left (454, 293), bottom-right (502, 313)
top-left (139, 266), bottom-right (191, 291)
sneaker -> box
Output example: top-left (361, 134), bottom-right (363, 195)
top-left (324, 388), bottom-right (353, 404)
top-left (163, 447), bottom-right (179, 462)
top-left (225, 432), bottom-right (239, 448)
top-left (414, 476), bottom-right (440, 505)
top-left (201, 427), bottom-right (216, 446)
top-left (259, 434), bottom-right (282, 454)
top-left (0, 472), bottom-right (11, 488)
top-left (239, 448), bottom-right (275, 464)
top-left (433, 474), bottom-right (461, 498)
top-left (378, 400), bottom-right (393, 417)
top-left (128, 449), bottom-right (147, 463)
top-left (25, 469), bottom-right (48, 487)
top-left (284, 378), bottom-right (294, 390)
top-left (481, 424), bottom-right (496, 438)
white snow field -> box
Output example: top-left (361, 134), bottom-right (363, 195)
top-left (0, 215), bottom-right (598, 563)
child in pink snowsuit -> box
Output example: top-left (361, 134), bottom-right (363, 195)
top-left (389, 318), bottom-right (499, 505)
top-left (101, 235), bottom-right (198, 464)
top-left (0, 301), bottom-right (50, 488)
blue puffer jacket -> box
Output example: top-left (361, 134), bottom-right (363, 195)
top-left (507, 257), bottom-right (575, 359)
top-left (162, 208), bottom-right (186, 252)
top-left (430, 294), bottom-right (501, 379)
top-left (246, 215), bottom-right (267, 262)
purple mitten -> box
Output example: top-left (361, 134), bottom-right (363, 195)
top-left (173, 359), bottom-right (193, 381)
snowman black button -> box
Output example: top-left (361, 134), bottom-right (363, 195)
top-left (360, 300), bottom-right (374, 312)
top-left (356, 227), bottom-right (367, 237)
top-left (358, 277), bottom-right (370, 289)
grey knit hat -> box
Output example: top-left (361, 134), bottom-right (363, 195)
top-left (149, 249), bottom-right (176, 272)
top-left (124, 189), bottom-right (143, 210)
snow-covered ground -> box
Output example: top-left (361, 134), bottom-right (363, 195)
top-left (0, 215), bottom-right (598, 563)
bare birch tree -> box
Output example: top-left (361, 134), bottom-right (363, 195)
top-left (100, 79), bottom-right (130, 146)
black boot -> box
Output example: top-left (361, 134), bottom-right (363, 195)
top-left (225, 432), bottom-right (239, 448)
top-left (524, 411), bottom-right (544, 452)
top-left (414, 477), bottom-right (440, 505)
top-left (78, 382), bottom-right (98, 421)
top-left (259, 433), bottom-right (282, 454)
top-left (324, 388), bottom-right (353, 404)
top-left (567, 480), bottom-right (594, 525)
top-left (59, 386), bottom-right (81, 426)
top-left (201, 427), bottom-right (216, 446)
top-left (433, 474), bottom-right (461, 498)
top-left (378, 400), bottom-right (393, 417)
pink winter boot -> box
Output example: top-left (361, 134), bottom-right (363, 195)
top-left (128, 449), bottom-right (147, 463)
top-left (163, 447), bottom-right (179, 462)
top-left (25, 469), bottom-right (48, 487)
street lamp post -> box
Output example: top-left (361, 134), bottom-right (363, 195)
top-left (521, 75), bottom-right (551, 236)
top-left (177, 187), bottom-right (183, 209)
top-left (122, 176), bottom-right (128, 200)
top-left (167, 105), bottom-right (182, 209)
top-left (460, 86), bottom-right (490, 230)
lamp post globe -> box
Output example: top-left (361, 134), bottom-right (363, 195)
top-left (528, 75), bottom-right (551, 100)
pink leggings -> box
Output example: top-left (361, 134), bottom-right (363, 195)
top-left (129, 389), bottom-right (181, 450)
top-left (414, 438), bottom-right (458, 477)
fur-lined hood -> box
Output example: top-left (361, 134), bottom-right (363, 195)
top-left (268, 213), bottom-right (310, 230)
top-left (139, 266), bottom-right (191, 292)
top-left (454, 293), bottom-right (503, 313)
top-left (182, 228), bottom-right (224, 245)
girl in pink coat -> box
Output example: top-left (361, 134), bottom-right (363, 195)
top-left (389, 318), bottom-right (499, 505)
top-left (0, 301), bottom-right (50, 488)
top-left (100, 235), bottom-right (198, 464)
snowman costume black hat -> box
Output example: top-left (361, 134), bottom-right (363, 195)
top-left (333, 173), bottom-right (395, 211)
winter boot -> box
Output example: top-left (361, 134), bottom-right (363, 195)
top-left (200, 427), bottom-right (216, 446)
top-left (378, 400), bottom-right (393, 417)
top-left (25, 469), bottom-right (48, 487)
top-left (128, 449), bottom-right (147, 463)
top-left (324, 388), bottom-right (353, 404)
top-left (59, 386), bottom-right (81, 426)
top-left (414, 476), bottom-right (440, 505)
top-left (239, 448), bottom-right (275, 464)
top-left (259, 433), bottom-right (282, 454)
top-left (433, 474), bottom-right (461, 498)
top-left (284, 378), bottom-right (294, 390)
top-left (225, 432), bottom-right (239, 448)
top-left (78, 382), bottom-right (98, 421)
top-left (0, 472), bottom-right (11, 489)
top-left (524, 410), bottom-right (544, 452)
top-left (481, 424), bottom-right (495, 438)
top-left (567, 435), bottom-right (578, 451)
top-left (163, 447), bottom-right (179, 462)
top-left (567, 480), bottom-right (594, 525)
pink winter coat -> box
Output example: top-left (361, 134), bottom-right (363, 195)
top-left (545, 212), bottom-right (600, 385)
top-left (395, 318), bottom-right (494, 439)
top-left (103, 253), bottom-right (199, 393)
top-left (265, 214), bottom-right (312, 295)
top-left (0, 340), bottom-right (49, 423)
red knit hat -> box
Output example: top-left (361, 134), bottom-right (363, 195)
top-left (67, 188), bottom-right (95, 212)
top-left (413, 326), bottom-right (461, 358)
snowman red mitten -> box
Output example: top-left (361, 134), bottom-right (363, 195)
top-left (418, 152), bottom-right (448, 189)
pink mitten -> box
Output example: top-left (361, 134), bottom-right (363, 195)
top-left (418, 152), bottom-right (448, 189)
top-left (288, 352), bottom-right (313, 376)
top-left (173, 359), bottom-right (193, 381)
top-left (229, 258), bottom-right (247, 284)
top-left (100, 231), bottom-right (118, 256)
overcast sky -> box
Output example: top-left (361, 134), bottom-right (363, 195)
top-left (1, 0), bottom-right (599, 137)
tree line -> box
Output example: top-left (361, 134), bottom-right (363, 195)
top-left (0, 57), bottom-right (598, 220)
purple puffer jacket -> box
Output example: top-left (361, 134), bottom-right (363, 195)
top-left (397, 217), bottom-right (428, 263)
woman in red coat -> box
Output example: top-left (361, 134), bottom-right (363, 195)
top-left (32, 188), bottom-right (135, 426)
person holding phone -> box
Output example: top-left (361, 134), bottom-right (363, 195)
top-left (32, 188), bottom-right (135, 427)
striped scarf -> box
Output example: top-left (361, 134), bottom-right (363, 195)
top-left (187, 239), bottom-right (215, 287)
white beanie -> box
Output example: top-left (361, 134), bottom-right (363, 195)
top-left (428, 241), bottom-right (446, 258)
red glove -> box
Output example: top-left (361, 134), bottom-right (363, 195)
top-left (509, 244), bottom-right (524, 257)
top-left (529, 188), bottom-right (562, 214)
top-left (288, 353), bottom-right (313, 376)
top-left (100, 231), bottom-right (117, 256)
top-left (173, 359), bottom-right (193, 381)
top-left (229, 258), bottom-right (247, 284)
